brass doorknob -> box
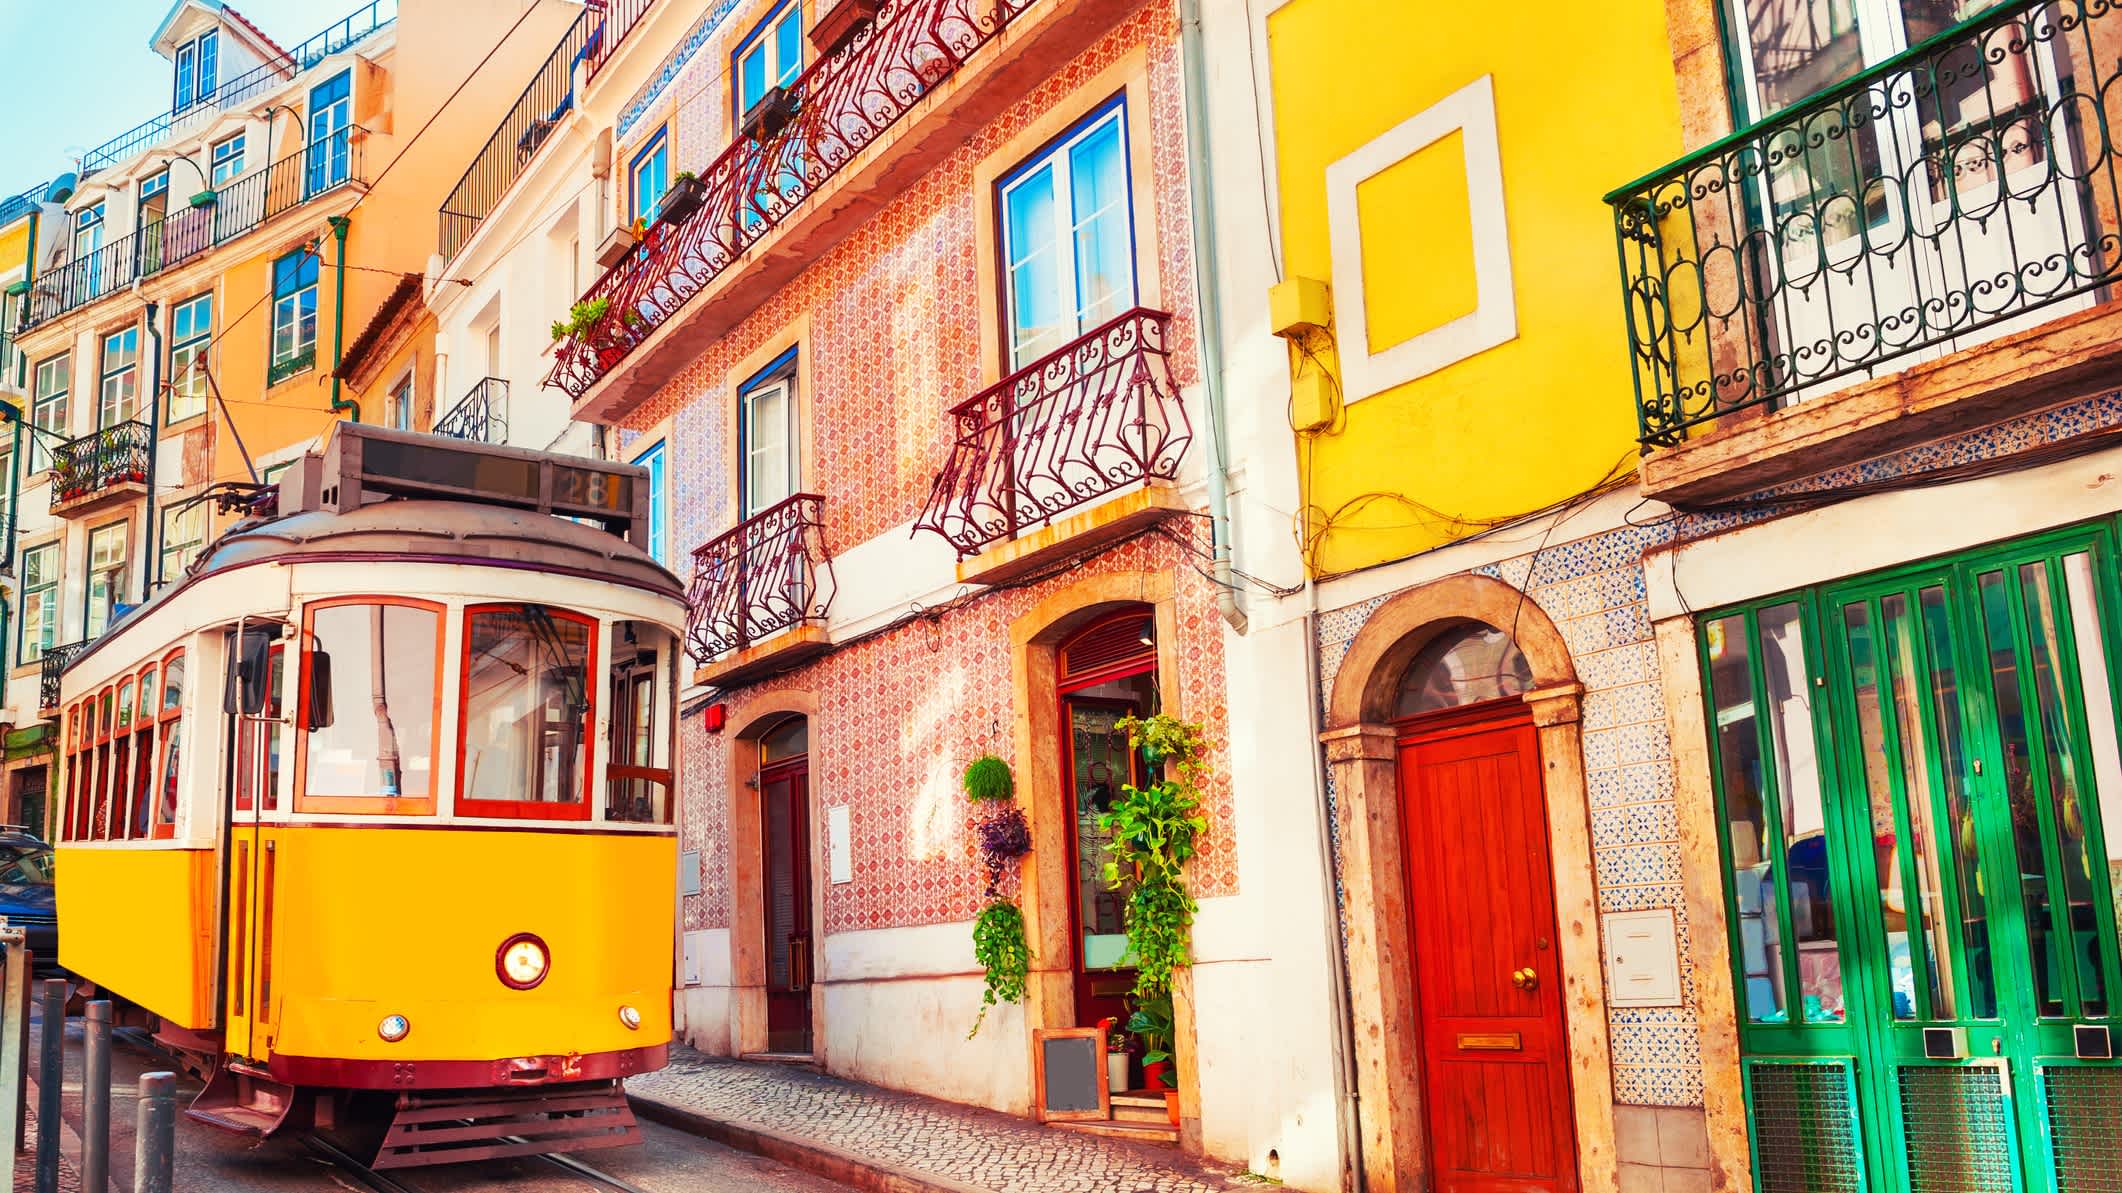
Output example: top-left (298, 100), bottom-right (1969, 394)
top-left (1511, 967), bottom-right (1539, 991)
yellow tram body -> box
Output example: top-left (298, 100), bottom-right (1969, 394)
top-left (49, 426), bottom-right (687, 1165)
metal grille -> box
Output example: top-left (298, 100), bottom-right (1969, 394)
top-left (1747, 1060), bottom-right (1865, 1193)
top-left (1899, 1065), bottom-right (2015, 1193)
top-left (2048, 1066), bottom-right (2122, 1193)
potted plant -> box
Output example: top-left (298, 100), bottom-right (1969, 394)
top-left (553, 297), bottom-right (612, 343)
top-left (188, 190), bottom-right (217, 209)
top-left (968, 897), bottom-right (1028, 1038)
top-left (1127, 995), bottom-right (1175, 1095)
top-left (740, 84), bottom-right (798, 141)
top-left (657, 170), bottom-right (706, 227)
top-left (962, 753), bottom-right (1013, 802)
top-left (1097, 1016), bottom-right (1129, 1093)
top-left (808, 0), bottom-right (882, 53)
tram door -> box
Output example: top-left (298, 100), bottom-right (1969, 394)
top-left (223, 640), bottom-right (284, 1062)
top-left (1819, 533), bottom-right (2122, 1193)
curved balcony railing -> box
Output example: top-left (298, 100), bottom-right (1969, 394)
top-left (1610, 0), bottom-right (2122, 446)
top-left (914, 308), bottom-right (1187, 557)
top-left (26, 129), bottom-right (363, 330)
top-left (685, 494), bottom-right (834, 664)
top-left (435, 377), bottom-right (509, 443)
top-left (440, 13), bottom-right (596, 261)
top-left (39, 642), bottom-right (88, 713)
top-left (51, 421), bottom-right (152, 510)
top-left (547, 0), bottom-right (1037, 400)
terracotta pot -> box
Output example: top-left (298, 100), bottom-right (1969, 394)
top-left (1163, 1089), bottom-right (1179, 1127)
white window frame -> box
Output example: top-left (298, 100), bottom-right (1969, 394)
top-left (158, 502), bottom-right (207, 586)
top-left (84, 519), bottom-right (130, 640)
top-left (632, 439), bottom-right (668, 564)
top-left (30, 355), bottom-right (68, 473)
top-left (997, 99), bottom-right (1139, 371)
top-left (19, 542), bottom-right (59, 664)
top-left (739, 355), bottom-right (799, 520)
top-left (167, 293), bottom-right (212, 423)
top-left (735, 0), bottom-right (804, 119)
top-left (99, 326), bottom-right (140, 427)
top-left (210, 135), bottom-right (245, 187)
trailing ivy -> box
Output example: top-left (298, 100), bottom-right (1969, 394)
top-left (1100, 714), bottom-right (1210, 1000)
top-left (968, 898), bottom-right (1031, 1038)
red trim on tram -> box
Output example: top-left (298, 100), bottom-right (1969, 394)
top-left (266, 1042), bottom-right (667, 1089)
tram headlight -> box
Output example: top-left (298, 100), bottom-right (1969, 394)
top-left (618, 1005), bottom-right (642, 1031)
top-left (377, 1014), bottom-right (410, 1043)
top-left (497, 933), bottom-right (551, 990)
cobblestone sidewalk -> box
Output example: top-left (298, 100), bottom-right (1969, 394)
top-left (13, 1105), bottom-right (84, 1193)
top-left (628, 1046), bottom-right (1258, 1193)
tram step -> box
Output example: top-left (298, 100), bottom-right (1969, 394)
top-left (371, 1079), bottom-right (640, 1170)
top-left (185, 1064), bottom-right (300, 1138)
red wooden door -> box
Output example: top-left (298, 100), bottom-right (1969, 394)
top-left (1398, 705), bottom-right (1578, 1193)
top-left (761, 760), bottom-right (813, 1054)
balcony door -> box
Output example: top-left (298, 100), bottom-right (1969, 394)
top-left (1723, 0), bottom-right (2092, 399)
top-left (305, 71), bottom-right (352, 197)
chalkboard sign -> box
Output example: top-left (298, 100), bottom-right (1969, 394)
top-left (1033, 1028), bottom-right (1110, 1123)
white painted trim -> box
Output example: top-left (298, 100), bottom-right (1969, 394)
top-left (1324, 74), bottom-right (1515, 403)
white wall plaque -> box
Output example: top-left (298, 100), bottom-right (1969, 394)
top-left (827, 805), bottom-right (852, 885)
top-left (1603, 907), bottom-right (1683, 1008)
top-left (678, 848), bottom-right (702, 897)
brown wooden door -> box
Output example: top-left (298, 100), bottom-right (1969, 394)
top-left (761, 760), bottom-right (813, 1053)
top-left (1398, 704), bottom-right (1578, 1193)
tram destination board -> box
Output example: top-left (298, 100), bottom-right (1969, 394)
top-left (320, 423), bottom-right (647, 542)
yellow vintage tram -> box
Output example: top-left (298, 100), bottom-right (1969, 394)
top-left (50, 424), bottom-right (685, 1168)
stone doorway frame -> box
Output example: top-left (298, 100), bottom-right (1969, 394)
top-left (721, 690), bottom-right (826, 1063)
top-left (1320, 572), bottom-right (1616, 1193)
top-left (1008, 568), bottom-right (1206, 1148)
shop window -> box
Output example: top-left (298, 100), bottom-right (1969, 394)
top-left (998, 97), bottom-right (1137, 370)
top-left (457, 604), bottom-right (596, 820)
top-left (606, 620), bottom-right (675, 823)
top-left (298, 599), bottom-right (441, 813)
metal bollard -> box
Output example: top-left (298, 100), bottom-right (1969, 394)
top-left (82, 1000), bottom-right (111, 1193)
top-left (34, 978), bottom-right (64, 1193)
top-left (131, 1072), bottom-right (175, 1193)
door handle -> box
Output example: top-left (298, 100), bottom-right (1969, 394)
top-left (1511, 967), bottom-right (1540, 991)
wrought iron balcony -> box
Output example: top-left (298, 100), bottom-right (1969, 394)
top-left (50, 421), bottom-right (152, 515)
top-left (26, 129), bottom-right (365, 330)
top-left (39, 642), bottom-right (88, 714)
top-left (685, 495), bottom-right (835, 678)
top-left (439, 13), bottom-right (595, 261)
top-left (1610, 0), bottom-right (2122, 448)
top-left (546, 0), bottom-right (1037, 401)
top-left (435, 377), bottom-right (509, 443)
top-left (915, 308), bottom-right (1187, 558)
top-left (78, 0), bottom-right (396, 178)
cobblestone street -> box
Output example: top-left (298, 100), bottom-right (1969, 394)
top-left (628, 1049), bottom-right (1262, 1193)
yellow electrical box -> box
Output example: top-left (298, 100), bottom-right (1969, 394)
top-left (1270, 276), bottom-right (1332, 338)
top-left (1291, 370), bottom-right (1338, 432)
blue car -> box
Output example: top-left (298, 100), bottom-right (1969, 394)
top-left (0, 831), bottom-right (57, 970)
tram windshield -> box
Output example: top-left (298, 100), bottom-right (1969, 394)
top-left (459, 605), bottom-right (596, 815)
top-left (302, 601), bottom-right (441, 804)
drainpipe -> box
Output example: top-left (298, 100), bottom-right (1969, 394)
top-left (1178, 0), bottom-right (1245, 635)
top-left (141, 302), bottom-right (161, 605)
top-left (0, 412), bottom-right (18, 711)
top-left (327, 215), bottom-right (358, 422)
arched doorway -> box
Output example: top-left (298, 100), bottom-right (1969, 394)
top-left (756, 713), bottom-right (813, 1055)
top-left (1055, 608), bottom-right (1158, 1031)
top-left (1390, 623), bottom-right (1577, 1192)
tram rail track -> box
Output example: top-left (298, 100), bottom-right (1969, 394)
top-left (305, 1130), bottom-right (652, 1192)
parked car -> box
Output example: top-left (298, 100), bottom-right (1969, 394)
top-left (0, 830), bottom-right (57, 969)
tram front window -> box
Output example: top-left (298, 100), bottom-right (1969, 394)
top-left (301, 601), bottom-right (439, 807)
top-left (458, 605), bottom-right (595, 818)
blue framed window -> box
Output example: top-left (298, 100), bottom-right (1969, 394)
top-left (270, 250), bottom-right (320, 379)
top-left (633, 441), bottom-right (668, 564)
top-left (140, 171), bottom-right (170, 225)
top-left (306, 71), bottom-right (353, 195)
top-left (739, 347), bottom-right (799, 519)
top-left (174, 29), bottom-right (218, 112)
top-left (735, 0), bottom-right (804, 121)
top-left (997, 96), bottom-right (1137, 370)
top-left (630, 130), bottom-right (669, 225)
top-left (210, 134), bottom-right (245, 187)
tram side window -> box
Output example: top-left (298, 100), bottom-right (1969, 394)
top-left (301, 601), bottom-right (440, 808)
top-left (458, 605), bottom-right (596, 819)
top-left (109, 679), bottom-right (134, 840)
top-left (155, 650), bottom-right (185, 837)
top-left (91, 688), bottom-right (115, 841)
top-left (606, 620), bottom-right (675, 824)
top-left (130, 664), bottom-right (156, 838)
top-left (62, 704), bottom-right (83, 842)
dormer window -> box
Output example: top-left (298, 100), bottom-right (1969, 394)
top-left (174, 29), bottom-right (220, 113)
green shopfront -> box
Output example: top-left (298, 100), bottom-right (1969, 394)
top-left (1703, 521), bottom-right (2122, 1192)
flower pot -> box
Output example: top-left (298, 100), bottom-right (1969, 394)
top-left (1142, 1059), bottom-right (1170, 1091)
top-left (1162, 1090), bottom-right (1179, 1127)
top-left (656, 175), bottom-right (706, 227)
top-left (1106, 1051), bottom-right (1128, 1094)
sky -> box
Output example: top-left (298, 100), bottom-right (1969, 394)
top-left (0, 0), bottom-right (363, 195)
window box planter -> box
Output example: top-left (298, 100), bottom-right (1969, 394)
top-left (188, 190), bottom-right (217, 209)
top-left (808, 0), bottom-right (882, 54)
top-left (594, 226), bottom-right (639, 269)
top-left (739, 86), bottom-right (797, 142)
top-left (656, 175), bottom-right (705, 228)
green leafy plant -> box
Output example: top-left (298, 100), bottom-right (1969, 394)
top-left (968, 898), bottom-right (1030, 1038)
top-left (962, 753), bottom-right (1014, 802)
top-left (1100, 713), bottom-right (1210, 1001)
top-left (674, 169), bottom-right (698, 183)
top-left (555, 297), bottom-right (612, 341)
top-left (1127, 993), bottom-right (1175, 1078)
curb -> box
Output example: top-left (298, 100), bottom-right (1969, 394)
top-left (629, 1093), bottom-right (996, 1193)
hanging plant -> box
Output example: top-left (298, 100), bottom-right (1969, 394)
top-left (962, 753), bottom-right (1014, 802)
top-left (1100, 713), bottom-right (1210, 1000)
top-left (968, 898), bottom-right (1030, 1038)
top-left (976, 805), bottom-right (1031, 898)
